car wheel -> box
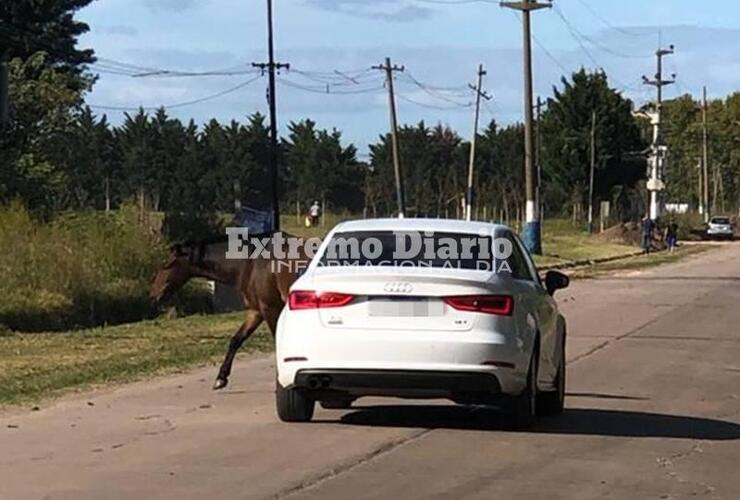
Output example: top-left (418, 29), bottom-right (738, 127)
top-left (537, 336), bottom-right (565, 416)
top-left (504, 344), bottom-right (538, 429)
top-left (276, 380), bottom-right (315, 422)
top-left (320, 397), bottom-right (355, 410)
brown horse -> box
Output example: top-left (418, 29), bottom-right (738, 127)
top-left (149, 234), bottom-right (308, 390)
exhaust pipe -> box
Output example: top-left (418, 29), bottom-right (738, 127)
top-left (307, 376), bottom-right (320, 389)
top-left (320, 375), bottom-right (332, 388)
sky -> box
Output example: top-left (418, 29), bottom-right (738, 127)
top-left (78, 0), bottom-right (740, 155)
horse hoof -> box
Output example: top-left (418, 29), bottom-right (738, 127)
top-left (213, 378), bottom-right (228, 390)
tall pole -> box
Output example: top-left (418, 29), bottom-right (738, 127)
top-left (588, 111), bottom-right (596, 234)
top-left (373, 57), bottom-right (406, 218)
top-left (466, 64), bottom-right (491, 221)
top-left (702, 86), bottom-right (710, 222)
top-left (697, 158), bottom-right (703, 217)
top-left (252, 0), bottom-right (289, 232)
top-left (535, 96), bottom-right (544, 225)
top-left (501, 0), bottom-right (550, 255)
top-left (642, 45), bottom-right (675, 221)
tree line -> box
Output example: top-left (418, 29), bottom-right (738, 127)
top-left (3, 0), bottom-right (740, 239)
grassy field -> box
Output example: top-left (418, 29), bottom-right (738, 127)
top-left (0, 313), bottom-right (272, 407)
top-left (537, 219), bottom-right (636, 266)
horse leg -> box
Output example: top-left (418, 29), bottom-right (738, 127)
top-left (263, 305), bottom-right (282, 338)
top-left (213, 309), bottom-right (263, 390)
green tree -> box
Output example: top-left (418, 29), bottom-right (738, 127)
top-left (283, 119), bottom-right (362, 212)
top-left (1, 0), bottom-right (95, 91)
top-left (0, 54), bottom-right (81, 210)
top-left (540, 69), bottom-right (646, 217)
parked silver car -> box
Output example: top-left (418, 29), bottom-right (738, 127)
top-left (706, 216), bottom-right (734, 241)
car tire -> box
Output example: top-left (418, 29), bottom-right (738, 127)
top-left (276, 380), bottom-right (315, 422)
top-left (504, 343), bottom-right (539, 429)
top-left (537, 335), bottom-right (566, 417)
top-left (320, 397), bottom-right (355, 410)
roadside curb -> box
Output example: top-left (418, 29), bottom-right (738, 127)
top-left (539, 250), bottom-right (645, 272)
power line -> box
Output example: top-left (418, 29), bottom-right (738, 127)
top-left (289, 68), bottom-right (382, 86)
top-left (506, 11), bottom-right (570, 78)
top-left (553, 5), bottom-right (652, 59)
top-left (397, 93), bottom-right (472, 110)
top-left (88, 75), bottom-right (263, 111)
top-left (277, 77), bottom-right (385, 95)
top-left (570, 0), bottom-right (656, 38)
top-left (403, 72), bottom-right (473, 107)
top-left (549, 7), bottom-right (643, 93)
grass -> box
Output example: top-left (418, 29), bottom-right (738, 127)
top-left (0, 202), bottom-right (213, 332)
top-left (538, 219), bottom-right (637, 267)
top-left (0, 312), bottom-right (272, 407)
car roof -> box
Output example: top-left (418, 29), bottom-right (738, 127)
top-left (331, 218), bottom-right (510, 235)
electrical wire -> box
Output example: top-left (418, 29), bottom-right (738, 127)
top-left (88, 74), bottom-right (263, 111)
top-left (553, 5), bottom-right (652, 60)
top-left (547, 7), bottom-right (644, 93)
top-left (402, 72), bottom-right (474, 107)
top-left (397, 93), bottom-right (472, 110)
top-left (289, 68), bottom-right (382, 86)
top-left (570, 0), bottom-right (656, 38)
top-left (277, 77), bottom-right (385, 95)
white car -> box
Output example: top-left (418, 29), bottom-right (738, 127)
top-left (275, 219), bottom-right (570, 426)
top-left (706, 216), bottom-right (734, 240)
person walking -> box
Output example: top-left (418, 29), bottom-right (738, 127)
top-left (308, 200), bottom-right (321, 227)
top-left (641, 216), bottom-right (655, 255)
top-left (665, 222), bottom-right (679, 253)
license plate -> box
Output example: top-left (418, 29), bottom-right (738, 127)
top-left (368, 297), bottom-right (444, 317)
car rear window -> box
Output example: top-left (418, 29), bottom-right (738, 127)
top-left (711, 217), bottom-right (730, 224)
top-left (318, 230), bottom-right (494, 270)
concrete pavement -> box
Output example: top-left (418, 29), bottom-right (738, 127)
top-left (2, 245), bottom-right (739, 499)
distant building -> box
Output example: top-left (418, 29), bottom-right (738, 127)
top-left (665, 203), bottom-right (689, 214)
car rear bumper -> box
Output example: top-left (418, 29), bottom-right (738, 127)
top-left (291, 368), bottom-right (504, 403)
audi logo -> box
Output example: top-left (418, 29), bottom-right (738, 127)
top-left (383, 282), bottom-right (414, 294)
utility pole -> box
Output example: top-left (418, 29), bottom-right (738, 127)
top-left (701, 86), bottom-right (710, 222)
top-left (252, 0), bottom-right (289, 232)
top-left (642, 45), bottom-right (675, 220)
top-left (696, 158), bottom-right (703, 217)
top-left (588, 110), bottom-right (596, 234)
top-left (501, 0), bottom-right (551, 255)
top-left (373, 57), bottom-right (406, 218)
top-left (466, 64), bottom-right (492, 221)
top-left (535, 97), bottom-right (545, 225)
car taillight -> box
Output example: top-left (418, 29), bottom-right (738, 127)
top-left (288, 291), bottom-right (355, 310)
top-left (443, 295), bottom-right (513, 316)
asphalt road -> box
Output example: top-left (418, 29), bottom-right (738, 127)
top-left (2, 245), bottom-right (740, 500)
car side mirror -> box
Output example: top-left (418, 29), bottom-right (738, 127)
top-left (545, 270), bottom-right (570, 296)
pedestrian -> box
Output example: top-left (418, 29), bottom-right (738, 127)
top-left (641, 215), bottom-right (654, 254)
top-left (309, 200), bottom-right (321, 227)
top-left (665, 222), bottom-right (679, 252)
